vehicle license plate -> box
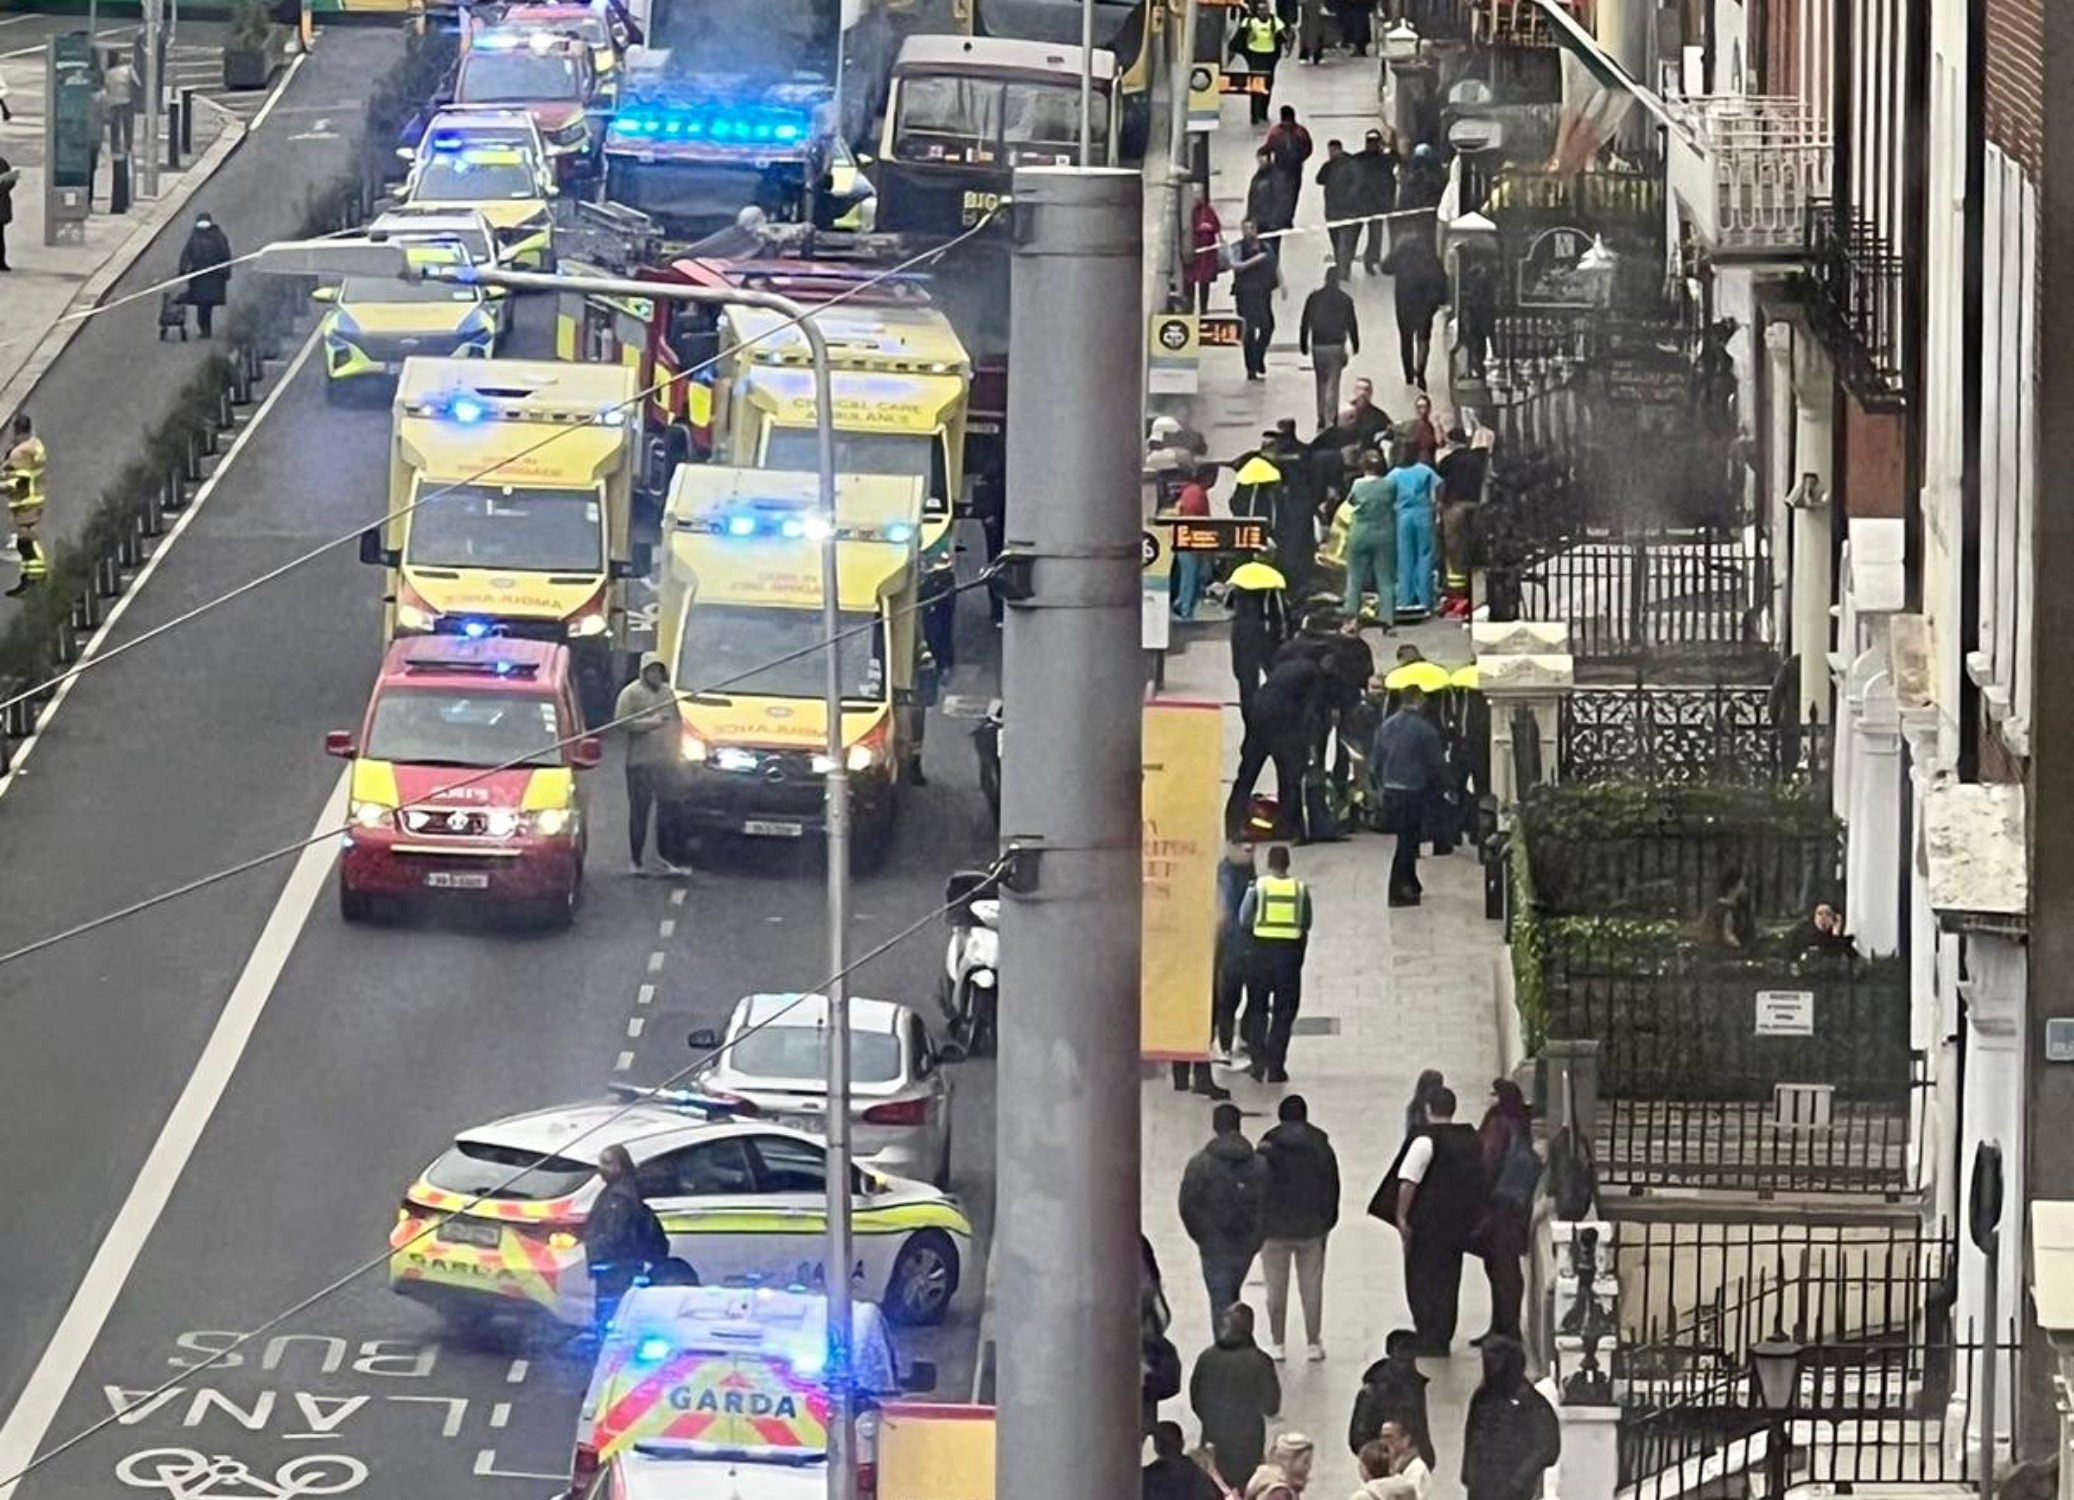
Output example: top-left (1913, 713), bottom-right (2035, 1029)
top-left (743, 820), bottom-right (805, 838)
top-left (441, 1220), bottom-right (501, 1248)
top-left (424, 871), bottom-right (492, 889)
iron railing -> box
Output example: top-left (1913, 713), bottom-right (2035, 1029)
top-left (1558, 685), bottom-right (1831, 786)
top-left (1666, 98), bottom-right (1831, 256)
top-left (1806, 202), bottom-right (1909, 412)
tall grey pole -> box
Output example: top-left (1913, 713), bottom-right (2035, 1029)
top-left (140, 0), bottom-right (161, 195)
top-left (1078, 0), bottom-right (1095, 164)
top-left (1152, 0), bottom-right (1201, 304)
top-left (995, 166), bottom-right (1144, 1500)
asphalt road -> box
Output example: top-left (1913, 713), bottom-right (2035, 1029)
top-left (0, 224), bottom-right (1003, 1500)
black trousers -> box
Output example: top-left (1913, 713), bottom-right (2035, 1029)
top-left (1483, 1244), bottom-right (1525, 1340)
top-left (1214, 938), bottom-right (1252, 1052)
top-left (1342, 5), bottom-right (1372, 50)
top-left (1397, 311), bottom-right (1434, 386)
top-left (1243, 57), bottom-right (1278, 123)
top-left (1362, 215), bottom-right (1389, 271)
top-left (196, 300), bottom-right (217, 336)
top-left (1251, 943), bottom-right (1304, 1070)
top-left (1240, 302), bottom-right (1275, 376)
top-left (1388, 789), bottom-right (1427, 898)
top-left (1328, 223), bottom-right (1360, 275)
top-left (1405, 1232), bottom-right (1465, 1351)
top-left (1227, 729), bottom-right (1307, 838)
top-left (626, 763), bottom-right (664, 862)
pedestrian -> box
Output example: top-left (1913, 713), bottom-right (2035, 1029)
top-left (1170, 464), bottom-right (1214, 622)
top-left (1460, 1337), bottom-right (1560, 1500)
top-left (1400, 395), bottom-right (1440, 465)
top-left (1297, 0), bottom-right (1328, 62)
top-left (0, 155), bottom-right (16, 272)
top-left (1474, 1079), bottom-right (1536, 1344)
top-left (1238, 844), bottom-right (1313, 1081)
top-left (1372, 1084), bottom-right (1486, 1356)
top-left (921, 557), bottom-right (956, 677)
top-left (1340, 377), bottom-right (1392, 449)
top-left (1226, 652), bottom-right (1325, 840)
top-left (1313, 138), bottom-right (1363, 275)
top-left (1380, 234), bottom-right (1448, 390)
top-left (1277, 615), bottom-right (1372, 794)
top-left (1263, 106), bottom-right (1314, 221)
top-left (1385, 443), bottom-right (1442, 617)
top-left (1339, 449), bottom-right (1397, 631)
top-left (1180, 1102), bottom-right (1272, 1326)
top-left (1215, 840), bottom-right (1262, 1069)
top-left (1229, 561), bottom-right (1289, 716)
top-left (2, 412), bottom-right (46, 594)
top-left (86, 85), bottom-right (108, 207)
top-left (1403, 1068), bottom-right (1445, 1139)
top-left (104, 54), bottom-right (137, 155)
top-left (1246, 1432), bottom-right (1315, 1500)
top-left (1339, 0), bottom-right (1376, 54)
top-left (1230, 0), bottom-right (1288, 126)
top-left (1143, 1234), bottom-right (1181, 1432)
top-left (1370, 684), bottom-right (1447, 904)
top-left (1354, 1428), bottom-right (1432, 1500)
top-left (613, 651), bottom-right (686, 876)
top-left (1230, 219), bottom-right (1280, 383)
top-left (583, 1144), bottom-right (669, 1330)
top-left (1455, 245), bottom-right (1498, 379)
top-left (1354, 130), bottom-right (1399, 272)
top-left (1348, 1331), bottom-right (1436, 1466)
top-left (177, 212), bottom-right (233, 338)
top-left (1247, 148), bottom-right (1293, 236)
top-left (1190, 1303), bottom-right (1282, 1492)
top-left (1258, 1094), bottom-right (1340, 1362)
top-left (1398, 141), bottom-right (1445, 213)
top-left (1147, 1420), bottom-right (1229, 1500)
top-left (1188, 191), bottom-right (1227, 315)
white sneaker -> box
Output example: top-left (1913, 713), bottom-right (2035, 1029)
top-left (1265, 1341), bottom-right (1286, 1362)
top-left (1306, 1343), bottom-right (1327, 1363)
top-left (629, 859), bottom-right (646, 876)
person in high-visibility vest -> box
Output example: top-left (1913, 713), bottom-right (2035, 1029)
top-left (1236, 844), bottom-right (1312, 1083)
top-left (4, 412), bottom-right (48, 597)
top-left (1229, 0), bottom-right (1288, 126)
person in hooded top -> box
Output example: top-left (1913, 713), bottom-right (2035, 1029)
top-left (1190, 1303), bottom-right (1282, 1492)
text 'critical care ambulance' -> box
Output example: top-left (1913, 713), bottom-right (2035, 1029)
top-left (362, 358), bottom-right (645, 719)
top-left (652, 466), bottom-right (935, 862)
top-left (568, 1285), bottom-right (924, 1500)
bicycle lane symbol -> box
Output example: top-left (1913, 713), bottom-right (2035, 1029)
top-left (115, 1449), bottom-right (367, 1499)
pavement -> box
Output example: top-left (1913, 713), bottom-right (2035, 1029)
top-left (1139, 44), bottom-right (1508, 1500)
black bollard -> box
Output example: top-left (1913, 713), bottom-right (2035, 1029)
top-left (179, 87), bottom-right (196, 157)
top-left (110, 154), bottom-right (131, 215)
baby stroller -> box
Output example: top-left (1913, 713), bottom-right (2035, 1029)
top-left (157, 290), bottom-right (189, 341)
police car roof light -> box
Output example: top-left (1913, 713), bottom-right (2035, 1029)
top-left (603, 1081), bottom-right (757, 1117)
top-left (634, 1335), bottom-right (674, 1363)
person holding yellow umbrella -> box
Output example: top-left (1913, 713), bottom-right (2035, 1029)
top-left (1228, 556), bottom-right (1290, 718)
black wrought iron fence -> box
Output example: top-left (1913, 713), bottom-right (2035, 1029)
top-left (1519, 808), bottom-right (1839, 918)
top-left (1559, 685), bottom-right (1831, 786)
top-left (1599, 1074), bottom-right (1920, 1195)
top-left (1507, 529), bottom-right (1774, 674)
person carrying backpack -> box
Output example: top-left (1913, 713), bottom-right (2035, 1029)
top-left (1473, 1080), bottom-right (1538, 1343)
top-left (1179, 1102), bottom-right (1273, 1327)
top-left (584, 1144), bottom-right (669, 1330)
top-left (1348, 1330), bottom-right (1435, 1467)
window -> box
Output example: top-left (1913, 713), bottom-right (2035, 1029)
top-left (363, 688), bottom-right (564, 769)
top-left (675, 604), bottom-right (884, 702)
top-left (413, 157), bottom-right (542, 202)
top-left (458, 50), bottom-right (582, 103)
top-left (426, 1141), bottom-right (596, 1201)
top-left (407, 482), bottom-right (605, 573)
top-left (636, 1138), bottom-right (759, 1198)
top-left (728, 1026), bottom-right (905, 1085)
top-left (748, 1134), bottom-right (826, 1194)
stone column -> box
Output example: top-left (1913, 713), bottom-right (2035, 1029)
top-left (1844, 662), bottom-right (1903, 956)
top-left (1475, 620), bottom-right (1574, 810)
top-left (1790, 332), bottom-right (1836, 725)
top-left (1955, 934), bottom-right (2027, 1464)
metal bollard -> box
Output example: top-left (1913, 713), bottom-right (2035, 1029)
top-left (165, 101), bottom-right (181, 171)
top-left (114, 523), bottom-right (140, 571)
top-left (164, 465), bottom-right (188, 514)
top-left (217, 385), bottom-right (234, 429)
top-left (72, 585), bottom-right (98, 632)
top-left (141, 479), bottom-right (165, 538)
top-left (51, 617), bottom-right (77, 667)
top-left (180, 87), bottom-right (196, 157)
top-left (5, 694), bottom-right (32, 740)
top-left (111, 154), bottom-right (132, 215)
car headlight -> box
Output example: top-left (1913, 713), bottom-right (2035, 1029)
top-left (324, 308), bottom-right (360, 343)
top-left (568, 612), bottom-right (610, 638)
top-left (396, 601), bottom-right (439, 633)
top-left (681, 731), bottom-right (708, 763)
top-left (483, 809), bottom-right (521, 839)
top-left (546, 1230), bottom-right (579, 1252)
top-left (533, 806), bottom-right (574, 837)
top-left (351, 800), bottom-right (393, 828)
top-left (548, 118), bottom-right (587, 146)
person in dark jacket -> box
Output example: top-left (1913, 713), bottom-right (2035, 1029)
top-left (1461, 1336), bottom-right (1560, 1500)
top-left (583, 1144), bottom-right (669, 1329)
top-left (1179, 1103), bottom-right (1273, 1326)
top-left (0, 156), bottom-right (19, 271)
top-left (1341, 376), bottom-right (1392, 448)
top-left (1146, 1420), bottom-right (1227, 1500)
top-left (1380, 233), bottom-right (1449, 390)
top-left (1347, 1330), bottom-right (1436, 1467)
top-left (1299, 265), bottom-right (1360, 432)
top-left (1316, 139), bottom-right (1364, 276)
top-left (1275, 618), bottom-right (1372, 793)
top-left (1247, 148), bottom-right (1294, 236)
top-left (1370, 686), bottom-right (1448, 904)
top-left (1397, 142), bottom-right (1446, 213)
top-left (1226, 653), bottom-right (1329, 842)
top-left (1353, 130), bottom-right (1398, 273)
top-left (1266, 421), bottom-right (1325, 593)
top-left (1230, 567), bottom-right (1288, 715)
top-left (178, 213), bottom-right (233, 337)
top-left (1455, 245), bottom-right (1498, 380)
top-left (1231, 220), bottom-right (1280, 381)
top-left (1263, 106), bottom-right (1313, 222)
top-left (1474, 1079), bottom-right (1534, 1344)
top-left (1338, 0), bottom-right (1376, 54)
top-left (1258, 1094), bottom-right (1341, 1362)
top-left (1190, 1303), bottom-right (1282, 1492)
top-left (1372, 1086), bottom-right (1486, 1356)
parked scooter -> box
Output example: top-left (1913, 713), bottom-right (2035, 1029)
top-left (939, 869), bottom-right (1000, 1058)
top-left (973, 698), bottom-right (1003, 829)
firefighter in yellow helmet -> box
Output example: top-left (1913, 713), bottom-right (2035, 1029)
top-left (4, 412), bottom-right (47, 597)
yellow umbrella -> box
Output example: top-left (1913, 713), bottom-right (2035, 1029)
top-left (1227, 561), bottom-right (1287, 592)
top-left (1450, 663), bottom-right (1480, 691)
top-left (1234, 455), bottom-right (1282, 486)
top-left (1383, 660), bottom-right (1454, 693)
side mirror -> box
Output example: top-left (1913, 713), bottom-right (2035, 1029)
top-left (688, 1026), bottom-right (722, 1050)
top-left (311, 285), bottom-right (338, 304)
top-left (901, 1359), bottom-right (938, 1394)
top-left (324, 730), bottom-right (358, 758)
top-left (394, 145), bottom-right (414, 161)
top-left (571, 735), bottom-right (603, 769)
top-left (358, 528), bottom-right (398, 568)
top-left (608, 557), bottom-right (635, 581)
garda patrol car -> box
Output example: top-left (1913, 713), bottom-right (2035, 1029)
top-left (568, 1286), bottom-right (915, 1498)
top-left (313, 243), bottom-right (501, 398)
top-left (389, 1096), bottom-right (969, 1333)
top-left (403, 138), bottom-right (557, 273)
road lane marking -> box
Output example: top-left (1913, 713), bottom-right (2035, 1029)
top-left (242, 49), bottom-right (307, 134)
top-left (613, 1050), bottom-right (634, 1072)
top-left (658, 918), bottom-right (675, 938)
top-left (473, 1451), bottom-right (562, 1482)
top-left (0, 769), bottom-right (349, 1499)
top-left (645, 951), bottom-right (665, 973)
top-left (669, 888), bottom-right (686, 907)
top-left (625, 1017), bottom-right (644, 1039)
top-left (0, 329), bottom-right (320, 806)
top-left (634, 984), bottom-right (654, 1007)
top-left (503, 1360), bottom-right (528, 1385)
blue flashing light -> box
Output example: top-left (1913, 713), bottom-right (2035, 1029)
top-left (773, 123), bottom-right (801, 142)
top-left (427, 130), bottom-right (468, 152)
top-left (725, 514), bottom-right (758, 538)
top-left (884, 521), bottom-right (916, 545)
top-left (449, 395), bottom-right (487, 424)
top-left (493, 659), bottom-right (513, 675)
top-left (634, 1335), bottom-right (674, 1364)
top-left (779, 517), bottom-right (806, 540)
top-left (788, 1338), bottom-right (827, 1377)
top-left (473, 30), bottom-right (522, 48)
top-left (461, 619), bottom-right (491, 640)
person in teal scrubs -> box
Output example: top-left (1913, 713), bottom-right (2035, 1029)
top-left (1387, 443), bottom-right (1443, 616)
top-left (1340, 448), bottom-right (1397, 630)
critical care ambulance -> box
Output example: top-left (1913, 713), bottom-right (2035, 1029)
top-left (652, 466), bottom-right (934, 863)
top-left (568, 1286), bottom-right (917, 1499)
top-left (364, 359), bottom-right (644, 719)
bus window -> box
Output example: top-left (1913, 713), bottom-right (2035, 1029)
top-left (892, 75), bottom-right (1003, 161)
top-left (1003, 81), bottom-right (1106, 162)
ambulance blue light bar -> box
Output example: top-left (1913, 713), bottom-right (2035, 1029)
top-left (611, 106), bottom-right (811, 146)
top-left (675, 503), bottom-right (917, 546)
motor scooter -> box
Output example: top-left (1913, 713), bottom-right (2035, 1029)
top-left (939, 869), bottom-right (999, 1058)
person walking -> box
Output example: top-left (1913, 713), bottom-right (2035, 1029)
top-left (1455, 244), bottom-right (1498, 379)
top-left (1474, 1080), bottom-right (1537, 1344)
top-left (1372, 1085), bottom-right (1486, 1356)
top-left (1354, 130), bottom-right (1399, 272)
top-left (583, 1144), bottom-right (669, 1330)
top-left (1226, 651), bottom-right (1323, 839)
top-left (177, 213), bottom-right (233, 338)
top-left (2, 412), bottom-right (47, 594)
top-left (1385, 443), bottom-right (1442, 617)
top-left (614, 652), bottom-right (686, 875)
top-left (1263, 106), bottom-right (1314, 222)
top-left (1180, 1103), bottom-right (1272, 1325)
top-left (1187, 192), bottom-right (1227, 315)
top-left (1315, 139), bottom-right (1364, 277)
top-left (1214, 840), bottom-right (1262, 1069)
top-left (1298, 266), bottom-right (1359, 433)
top-left (1147, 1421), bottom-right (1229, 1500)
top-left (104, 55), bottom-right (137, 156)
top-left (1190, 1304), bottom-right (1282, 1493)
top-left (1237, 844), bottom-right (1313, 1081)
top-left (1258, 1094), bottom-right (1340, 1361)
top-left (1461, 1337), bottom-right (1560, 1500)
top-left (1339, 449), bottom-right (1397, 630)
top-left (1230, 220), bottom-right (1280, 382)
top-left (1230, 0), bottom-right (1288, 126)
top-left (1246, 1432), bottom-right (1316, 1500)
top-left (1348, 1331), bottom-right (1436, 1466)
top-left (1296, 0), bottom-right (1329, 62)
top-left (1339, 0), bottom-right (1376, 54)
top-left (1380, 233), bottom-right (1449, 390)
top-left (1247, 148), bottom-right (1295, 237)
top-left (1370, 685), bottom-right (1447, 905)
top-left (0, 155), bottom-right (17, 272)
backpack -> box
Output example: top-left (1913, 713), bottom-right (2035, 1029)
top-left (1217, 1156), bottom-right (1266, 1238)
top-left (1491, 1129), bottom-right (1542, 1211)
top-left (1301, 765), bottom-right (1346, 843)
top-left (1143, 1332), bottom-right (1183, 1405)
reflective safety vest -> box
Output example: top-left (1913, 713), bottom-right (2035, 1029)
top-left (1251, 875), bottom-right (1307, 941)
top-left (1239, 15), bottom-right (1282, 53)
top-left (4, 436), bottom-right (45, 511)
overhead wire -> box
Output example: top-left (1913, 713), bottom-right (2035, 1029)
top-left (0, 206), bottom-right (1004, 721)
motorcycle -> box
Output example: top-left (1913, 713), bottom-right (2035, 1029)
top-left (939, 869), bottom-right (1000, 1058)
top-left (973, 697), bottom-right (1003, 830)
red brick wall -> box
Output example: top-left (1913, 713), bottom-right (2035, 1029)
top-left (1765, 0), bottom-right (1800, 98)
top-left (1985, 0), bottom-right (2043, 173)
top-left (1842, 396), bottom-right (1907, 518)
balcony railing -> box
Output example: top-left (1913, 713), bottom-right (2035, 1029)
top-left (1806, 203), bottom-right (1910, 411)
top-left (1667, 97), bottom-right (1831, 257)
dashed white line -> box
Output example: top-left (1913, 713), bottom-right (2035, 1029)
top-left (669, 888), bottom-right (686, 907)
top-left (658, 918), bottom-right (676, 938)
top-left (504, 1359), bottom-right (530, 1385)
top-left (645, 951), bottom-right (665, 973)
top-left (635, 983), bottom-right (655, 1007)
top-left (626, 1017), bottom-right (645, 1039)
top-left (488, 1402), bottom-right (511, 1430)
top-left (613, 1050), bottom-right (635, 1072)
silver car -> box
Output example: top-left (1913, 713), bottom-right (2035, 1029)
top-left (695, 993), bottom-right (954, 1188)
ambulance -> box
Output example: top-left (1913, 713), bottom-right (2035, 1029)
top-left (568, 1286), bottom-right (921, 1499)
top-left (362, 359), bottom-right (645, 720)
top-left (653, 466), bottom-right (934, 864)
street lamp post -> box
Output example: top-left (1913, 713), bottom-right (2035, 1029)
top-left (255, 239), bottom-right (861, 1500)
top-left (1751, 1335), bottom-right (1805, 1500)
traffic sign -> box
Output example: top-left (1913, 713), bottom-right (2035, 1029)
top-left (1187, 64), bottom-right (1221, 131)
top-left (1141, 531), bottom-right (1160, 569)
